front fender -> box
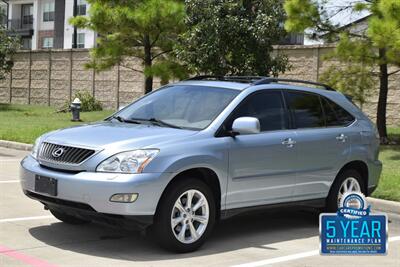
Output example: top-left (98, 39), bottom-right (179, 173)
top-left (164, 154), bottom-right (229, 207)
top-left (143, 137), bottom-right (231, 208)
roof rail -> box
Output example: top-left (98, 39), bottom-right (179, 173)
top-left (186, 75), bottom-right (224, 81)
top-left (186, 75), bottom-right (335, 91)
top-left (187, 75), bottom-right (268, 83)
top-left (252, 78), bottom-right (335, 91)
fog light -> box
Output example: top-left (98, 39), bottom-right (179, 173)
top-left (110, 193), bottom-right (138, 203)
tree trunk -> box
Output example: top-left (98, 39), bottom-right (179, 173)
top-left (143, 34), bottom-right (153, 94)
top-left (144, 75), bottom-right (153, 94)
top-left (377, 48), bottom-right (388, 144)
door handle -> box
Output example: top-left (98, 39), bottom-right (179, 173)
top-left (282, 138), bottom-right (296, 148)
top-left (336, 134), bottom-right (348, 142)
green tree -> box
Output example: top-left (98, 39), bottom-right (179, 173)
top-left (284, 0), bottom-right (400, 143)
top-left (70, 0), bottom-right (187, 94)
top-left (319, 64), bottom-right (374, 109)
top-left (175, 0), bottom-right (289, 76)
top-left (0, 13), bottom-right (20, 80)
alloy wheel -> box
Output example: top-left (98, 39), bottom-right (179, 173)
top-left (170, 189), bottom-right (209, 244)
top-left (337, 177), bottom-right (361, 207)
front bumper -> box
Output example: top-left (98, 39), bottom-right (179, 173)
top-left (20, 155), bottom-right (170, 217)
top-left (24, 190), bottom-right (153, 230)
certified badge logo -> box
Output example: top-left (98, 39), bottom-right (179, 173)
top-left (339, 192), bottom-right (370, 219)
top-left (320, 192), bottom-right (388, 255)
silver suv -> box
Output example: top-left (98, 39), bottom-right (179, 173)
top-left (20, 76), bottom-right (382, 252)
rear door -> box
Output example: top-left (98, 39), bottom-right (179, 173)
top-left (285, 91), bottom-right (354, 201)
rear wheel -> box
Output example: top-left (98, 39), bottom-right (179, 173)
top-left (50, 209), bottom-right (91, 225)
top-left (153, 178), bottom-right (216, 253)
top-left (326, 169), bottom-right (365, 212)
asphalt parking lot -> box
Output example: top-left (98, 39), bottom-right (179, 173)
top-left (1, 146), bottom-right (399, 267)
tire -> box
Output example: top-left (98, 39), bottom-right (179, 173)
top-left (153, 178), bottom-right (216, 253)
top-left (50, 209), bottom-right (91, 225)
top-left (326, 169), bottom-right (366, 212)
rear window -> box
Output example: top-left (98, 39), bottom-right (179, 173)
top-left (286, 92), bottom-right (325, 128)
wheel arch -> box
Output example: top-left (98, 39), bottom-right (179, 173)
top-left (156, 167), bottom-right (222, 219)
top-left (334, 160), bottom-right (369, 195)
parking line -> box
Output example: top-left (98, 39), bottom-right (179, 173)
top-left (0, 245), bottom-right (58, 267)
top-left (231, 250), bottom-right (319, 267)
top-left (0, 180), bottom-right (19, 184)
top-left (232, 235), bottom-right (400, 267)
top-left (0, 215), bottom-right (53, 223)
top-left (389, 236), bottom-right (400, 242)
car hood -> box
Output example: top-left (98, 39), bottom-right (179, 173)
top-left (44, 121), bottom-right (198, 149)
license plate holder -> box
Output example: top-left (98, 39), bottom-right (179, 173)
top-left (35, 175), bottom-right (57, 196)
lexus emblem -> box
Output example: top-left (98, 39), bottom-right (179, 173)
top-left (52, 148), bottom-right (65, 158)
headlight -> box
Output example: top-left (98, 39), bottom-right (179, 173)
top-left (31, 137), bottom-right (42, 159)
top-left (96, 149), bottom-right (159, 173)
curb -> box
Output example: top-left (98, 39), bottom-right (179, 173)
top-left (0, 140), bottom-right (33, 151)
top-left (368, 197), bottom-right (400, 215)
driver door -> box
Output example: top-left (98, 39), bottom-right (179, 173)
top-left (225, 90), bottom-right (298, 210)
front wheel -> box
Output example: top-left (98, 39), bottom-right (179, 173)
top-left (153, 178), bottom-right (216, 253)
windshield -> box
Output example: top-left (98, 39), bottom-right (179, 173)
top-left (115, 85), bottom-right (240, 130)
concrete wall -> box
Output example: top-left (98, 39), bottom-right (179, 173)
top-left (0, 49), bottom-right (159, 110)
top-left (0, 46), bottom-right (399, 125)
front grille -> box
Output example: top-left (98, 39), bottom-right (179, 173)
top-left (39, 142), bottom-right (95, 165)
top-left (39, 164), bottom-right (83, 174)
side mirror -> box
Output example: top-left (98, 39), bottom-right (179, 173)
top-left (232, 117), bottom-right (260, 135)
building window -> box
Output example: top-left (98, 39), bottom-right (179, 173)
top-left (77, 33), bottom-right (85, 48)
top-left (22, 4), bottom-right (34, 25)
top-left (77, 0), bottom-right (87, 16)
top-left (43, 37), bottom-right (54, 48)
top-left (43, 2), bottom-right (55, 22)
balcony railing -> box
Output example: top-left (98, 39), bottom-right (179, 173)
top-left (7, 18), bottom-right (34, 36)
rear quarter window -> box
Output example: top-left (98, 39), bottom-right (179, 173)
top-left (322, 97), bottom-right (355, 127)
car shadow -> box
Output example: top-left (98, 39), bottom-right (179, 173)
top-left (29, 208), bottom-right (320, 261)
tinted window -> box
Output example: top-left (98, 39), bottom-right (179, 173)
top-left (228, 91), bottom-right (288, 132)
top-left (286, 92), bottom-right (325, 128)
top-left (322, 97), bottom-right (355, 126)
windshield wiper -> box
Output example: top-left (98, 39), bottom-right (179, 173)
top-left (130, 117), bottom-right (182, 129)
top-left (110, 116), bottom-right (141, 124)
top-left (148, 118), bottom-right (183, 129)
